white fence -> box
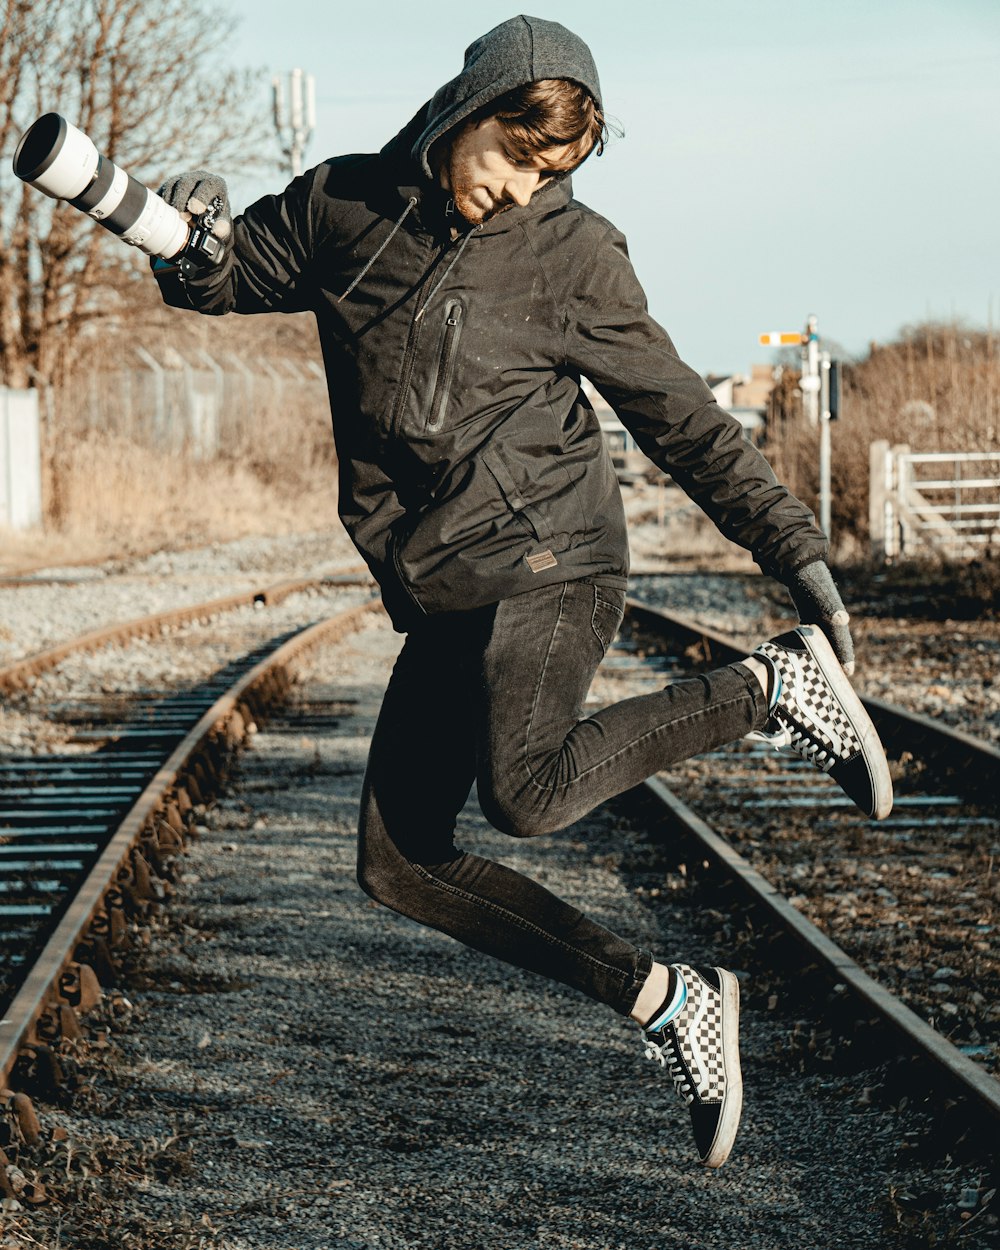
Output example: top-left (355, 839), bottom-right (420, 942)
top-left (0, 387), bottom-right (42, 531)
top-left (870, 440), bottom-right (1000, 561)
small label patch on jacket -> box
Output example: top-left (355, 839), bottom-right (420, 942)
top-left (526, 549), bottom-right (558, 573)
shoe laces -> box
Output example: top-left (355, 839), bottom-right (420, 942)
top-left (751, 714), bottom-right (837, 771)
top-left (774, 710), bottom-right (837, 769)
top-left (642, 1029), bottom-right (696, 1105)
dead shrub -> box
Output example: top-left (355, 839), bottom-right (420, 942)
top-left (45, 428), bottom-right (336, 553)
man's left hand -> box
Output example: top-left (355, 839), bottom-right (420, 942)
top-left (785, 561), bottom-right (856, 675)
top-left (158, 171), bottom-right (232, 241)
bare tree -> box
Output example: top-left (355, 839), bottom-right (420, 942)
top-left (0, 0), bottom-right (272, 387)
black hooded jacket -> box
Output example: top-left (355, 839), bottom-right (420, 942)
top-left (158, 14), bottom-right (827, 630)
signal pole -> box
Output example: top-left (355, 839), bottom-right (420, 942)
top-left (800, 314), bottom-right (820, 427)
top-left (758, 313), bottom-right (835, 540)
top-left (273, 69), bottom-right (316, 179)
top-left (819, 350), bottom-right (832, 536)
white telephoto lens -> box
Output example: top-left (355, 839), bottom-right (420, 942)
top-left (13, 114), bottom-right (98, 200)
top-left (122, 193), bottom-right (189, 259)
top-left (13, 112), bottom-right (190, 261)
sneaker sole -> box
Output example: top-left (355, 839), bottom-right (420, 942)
top-left (701, 967), bottom-right (742, 1169)
top-left (795, 626), bottom-right (893, 820)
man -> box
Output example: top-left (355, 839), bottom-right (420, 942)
top-left (154, 15), bottom-right (892, 1170)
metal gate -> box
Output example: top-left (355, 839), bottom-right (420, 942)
top-left (870, 440), bottom-right (1000, 561)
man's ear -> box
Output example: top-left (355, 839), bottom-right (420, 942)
top-left (427, 134), bottom-right (448, 172)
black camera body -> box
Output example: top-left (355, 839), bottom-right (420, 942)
top-left (154, 198), bottom-right (228, 280)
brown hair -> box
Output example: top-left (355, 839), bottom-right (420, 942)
top-left (487, 78), bottom-right (608, 168)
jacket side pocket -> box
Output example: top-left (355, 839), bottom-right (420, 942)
top-left (481, 447), bottom-right (554, 542)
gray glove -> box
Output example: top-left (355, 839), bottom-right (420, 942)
top-left (157, 170), bottom-right (232, 240)
top-left (786, 561), bottom-right (856, 674)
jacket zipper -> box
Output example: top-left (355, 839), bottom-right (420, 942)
top-left (426, 302), bottom-right (464, 432)
top-left (388, 262), bottom-right (437, 441)
top-left (390, 231), bottom-right (472, 445)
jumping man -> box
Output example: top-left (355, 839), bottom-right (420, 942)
top-left (154, 15), bottom-right (892, 1169)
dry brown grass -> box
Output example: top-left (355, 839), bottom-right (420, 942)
top-left (4, 305), bottom-right (340, 569)
top-left (44, 429), bottom-right (338, 555)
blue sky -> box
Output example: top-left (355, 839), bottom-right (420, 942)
top-left (227, 1), bottom-right (1000, 376)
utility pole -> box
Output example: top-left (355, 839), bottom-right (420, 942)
top-left (273, 69), bottom-right (316, 179)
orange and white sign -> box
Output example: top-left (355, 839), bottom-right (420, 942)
top-left (759, 331), bottom-right (803, 346)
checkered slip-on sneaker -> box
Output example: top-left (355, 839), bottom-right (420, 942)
top-left (641, 964), bottom-right (742, 1169)
top-left (748, 625), bottom-right (893, 820)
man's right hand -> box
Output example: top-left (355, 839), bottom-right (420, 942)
top-left (785, 561), bottom-right (856, 675)
top-left (158, 171), bottom-right (232, 240)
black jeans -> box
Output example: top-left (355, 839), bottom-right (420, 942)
top-left (357, 578), bottom-right (769, 1016)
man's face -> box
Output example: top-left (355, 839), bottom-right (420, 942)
top-left (439, 115), bottom-right (582, 225)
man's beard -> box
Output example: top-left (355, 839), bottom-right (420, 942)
top-left (451, 184), bottom-right (509, 225)
top-left (447, 152), bottom-right (509, 225)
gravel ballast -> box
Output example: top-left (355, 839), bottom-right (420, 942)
top-left (0, 531), bottom-right (360, 667)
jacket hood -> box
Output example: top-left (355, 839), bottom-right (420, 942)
top-left (408, 15), bottom-right (603, 180)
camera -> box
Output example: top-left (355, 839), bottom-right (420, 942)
top-left (12, 113), bottom-right (225, 274)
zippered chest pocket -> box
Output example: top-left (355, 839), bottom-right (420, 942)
top-left (425, 301), bottom-right (464, 432)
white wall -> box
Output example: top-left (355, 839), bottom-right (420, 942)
top-left (0, 387), bottom-right (42, 531)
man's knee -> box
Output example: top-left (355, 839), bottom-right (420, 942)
top-left (479, 783), bottom-right (563, 839)
top-left (357, 809), bottom-right (460, 910)
top-left (356, 821), bottom-right (412, 909)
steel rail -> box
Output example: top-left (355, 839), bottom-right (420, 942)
top-left (0, 570), bottom-right (374, 695)
top-left (624, 597), bottom-right (1000, 1126)
top-left (0, 598), bottom-right (382, 1087)
top-left (642, 775), bottom-right (1000, 1126)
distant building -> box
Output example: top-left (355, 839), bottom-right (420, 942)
top-left (706, 363), bottom-right (775, 442)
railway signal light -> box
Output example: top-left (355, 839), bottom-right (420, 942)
top-left (827, 358), bottom-right (842, 421)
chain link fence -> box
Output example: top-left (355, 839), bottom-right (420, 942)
top-left (56, 346), bottom-right (331, 460)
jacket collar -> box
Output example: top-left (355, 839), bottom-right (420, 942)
top-left (388, 159), bottom-right (574, 240)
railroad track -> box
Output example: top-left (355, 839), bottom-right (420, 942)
top-left (4, 589), bottom-right (996, 1118)
top-left (614, 597), bottom-right (1000, 1137)
top-left (1, 585), bottom-right (997, 1238)
top-left (0, 570), bottom-right (371, 695)
top-left (0, 582), bottom-right (379, 1116)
